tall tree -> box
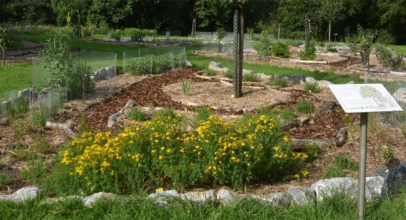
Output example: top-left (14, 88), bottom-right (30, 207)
top-left (377, 0), bottom-right (406, 44)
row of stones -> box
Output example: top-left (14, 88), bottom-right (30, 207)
top-left (3, 162), bottom-right (406, 208)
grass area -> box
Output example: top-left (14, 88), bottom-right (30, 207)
top-left (1, 33), bottom-right (362, 94)
top-left (387, 45), bottom-right (406, 55)
top-left (1, 191), bottom-right (406, 219)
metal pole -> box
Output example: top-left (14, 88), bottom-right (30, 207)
top-left (123, 51), bottom-right (125, 73)
top-left (82, 59), bottom-right (86, 101)
top-left (358, 112), bottom-right (368, 220)
top-left (78, 9), bottom-right (81, 52)
top-left (329, 20), bottom-right (331, 44)
top-left (238, 7), bottom-right (244, 97)
top-left (232, 9), bottom-right (239, 98)
top-left (278, 23), bottom-right (280, 40)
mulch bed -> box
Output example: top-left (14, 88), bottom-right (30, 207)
top-left (86, 67), bottom-right (346, 140)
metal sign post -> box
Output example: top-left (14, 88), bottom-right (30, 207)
top-left (328, 84), bottom-right (403, 220)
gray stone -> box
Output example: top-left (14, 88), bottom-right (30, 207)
top-left (17, 88), bottom-right (32, 99)
top-left (373, 168), bottom-right (388, 179)
top-left (393, 88), bottom-right (406, 103)
top-left (351, 176), bottom-right (384, 202)
top-left (83, 192), bottom-right (121, 207)
top-left (222, 67), bottom-right (230, 72)
top-left (336, 127), bottom-right (347, 147)
top-left (346, 81), bottom-right (355, 84)
top-left (92, 66), bottom-right (117, 82)
top-left (250, 192), bottom-right (290, 208)
top-left (258, 73), bottom-right (270, 79)
top-left (209, 61), bottom-right (223, 69)
top-left (292, 138), bottom-right (337, 148)
top-left (107, 99), bottom-right (135, 127)
top-left (318, 80), bottom-right (334, 88)
top-left (217, 189), bottom-right (238, 204)
top-left (0, 187), bottom-right (41, 203)
top-left (284, 75), bottom-right (306, 84)
top-left (185, 60), bottom-right (192, 67)
top-left (297, 117), bottom-right (310, 126)
top-left (1, 101), bottom-right (11, 109)
top-left (288, 188), bottom-right (316, 206)
top-left (311, 177), bottom-right (355, 201)
top-left (305, 77), bottom-right (318, 84)
top-left (149, 190), bottom-right (180, 205)
top-left (282, 119), bottom-right (298, 131)
top-left (242, 69), bottom-right (254, 75)
top-left (181, 190), bottom-right (216, 203)
top-left (44, 196), bottom-right (84, 204)
top-left (380, 162), bottom-right (406, 195)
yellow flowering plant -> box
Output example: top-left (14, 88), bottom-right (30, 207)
top-left (49, 108), bottom-right (318, 195)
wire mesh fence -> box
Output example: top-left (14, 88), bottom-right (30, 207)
top-left (33, 51), bottom-right (117, 102)
top-left (29, 88), bottom-right (66, 126)
top-left (123, 47), bottom-right (187, 75)
top-left (0, 90), bottom-right (30, 119)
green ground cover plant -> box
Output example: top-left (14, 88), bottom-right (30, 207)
top-left (270, 42), bottom-right (290, 58)
top-left (295, 100), bottom-right (315, 114)
top-left (126, 108), bottom-right (147, 122)
top-left (268, 76), bottom-right (287, 87)
top-left (324, 155), bottom-right (358, 178)
top-left (242, 72), bottom-right (260, 82)
top-left (204, 68), bottom-right (217, 76)
top-left (180, 78), bottom-right (192, 96)
top-left (299, 44), bottom-right (316, 60)
top-left (303, 82), bottom-right (321, 93)
top-left (126, 52), bottom-right (185, 75)
top-left (222, 69), bottom-right (233, 79)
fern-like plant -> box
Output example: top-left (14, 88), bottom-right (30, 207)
top-left (181, 78), bottom-right (192, 96)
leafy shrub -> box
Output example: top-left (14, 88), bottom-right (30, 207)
top-left (155, 108), bottom-right (176, 119)
top-left (334, 155), bottom-right (358, 171)
top-left (108, 30), bottom-right (121, 42)
top-left (127, 108), bottom-right (147, 122)
top-left (279, 108), bottom-right (295, 121)
top-left (376, 29), bottom-right (396, 45)
top-left (299, 44), bottom-right (316, 60)
top-left (270, 42), bottom-right (290, 58)
top-left (303, 82), bottom-right (321, 93)
top-left (243, 72), bottom-right (260, 82)
top-left (192, 107), bottom-right (213, 128)
top-left (127, 53), bottom-right (185, 75)
top-left (81, 25), bottom-right (95, 37)
top-left (324, 166), bottom-right (343, 178)
top-left (205, 68), bottom-right (217, 76)
top-left (0, 171), bottom-right (11, 186)
top-left (295, 100), bottom-right (315, 114)
top-left (222, 70), bottom-right (233, 79)
top-left (268, 76), bottom-right (287, 87)
top-left (98, 20), bottom-right (110, 35)
top-left (375, 44), bottom-right (405, 70)
top-left (327, 47), bottom-right (338, 52)
top-left (382, 147), bottom-right (395, 161)
top-left (46, 112), bottom-right (312, 195)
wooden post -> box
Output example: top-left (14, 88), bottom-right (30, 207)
top-left (82, 59), bottom-right (86, 101)
top-left (278, 23), bottom-right (280, 40)
top-left (32, 56), bottom-right (34, 96)
top-left (115, 53), bottom-right (117, 90)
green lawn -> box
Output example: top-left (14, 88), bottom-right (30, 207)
top-left (387, 45), bottom-right (406, 55)
top-left (1, 33), bottom-right (362, 94)
top-left (1, 191), bottom-right (406, 219)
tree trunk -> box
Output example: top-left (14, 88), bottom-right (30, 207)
top-left (2, 49), bottom-right (5, 66)
top-left (238, 8), bottom-right (244, 97)
top-left (328, 20), bottom-right (331, 44)
top-left (278, 23), bottom-right (280, 40)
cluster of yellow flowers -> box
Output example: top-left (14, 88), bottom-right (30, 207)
top-left (61, 112), bottom-right (315, 188)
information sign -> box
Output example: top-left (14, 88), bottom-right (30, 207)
top-left (328, 84), bottom-right (403, 113)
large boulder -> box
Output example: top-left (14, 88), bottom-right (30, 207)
top-left (318, 80), bottom-right (334, 88)
top-left (181, 190), bottom-right (216, 203)
top-left (374, 162), bottom-right (406, 196)
top-left (305, 77), bottom-right (318, 84)
top-left (208, 61), bottom-right (229, 72)
top-left (242, 69), bottom-right (254, 75)
top-left (185, 60), bottom-right (192, 67)
top-left (0, 187), bottom-right (41, 203)
top-left (17, 88), bottom-right (32, 99)
top-left (311, 177), bottom-right (355, 201)
top-left (217, 189), bottom-right (238, 204)
top-left (393, 88), bottom-right (406, 104)
top-left (149, 190), bottom-right (180, 205)
top-left (284, 75), bottom-right (306, 84)
top-left (287, 188), bottom-right (316, 206)
top-left (250, 192), bottom-right (290, 208)
top-left (350, 176), bottom-right (384, 202)
top-left (92, 66), bottom-right (117, 82)
top-left (83, 192), bottom-right (121, 207)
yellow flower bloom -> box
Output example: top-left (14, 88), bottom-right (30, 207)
top-left (88, 182), bottom-right (91, 186)
top-left (111, 170), bottom-right (114, 176)
top-left (152, 150), bottom-right (157, 153)
top-left (273, 146), bottom-right (280, 151)
top-left (283, 136), bottom-right (289, 142)
top-left (161, 147), bottom-right (165, 151)
top-left (159, 156), bottom-right (163, 160)
top-left (295, 174), bottom-right (300, 179)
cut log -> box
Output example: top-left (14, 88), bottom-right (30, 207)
top-left (45, 121), bottom-right (77, 138)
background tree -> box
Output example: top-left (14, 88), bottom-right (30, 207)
top-left (216, 28), bottom-right (225, 56)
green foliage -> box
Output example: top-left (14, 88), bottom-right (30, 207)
top-left (205, 68), bottom-right (217, 76)
top-left (242, 72), bottom-right (260, 82)
top-left (375, 44), bottom-right (405, 70)
top-left (108, 30), bottom-right (122, 42)
top-left (127, 52), bottom-right (185, 75)
top-left (19, 154), bottom-right (47, 185)
top-left (247, 28), bottom-right (255, 40)
top-left (155, 108), bottom-right (176, 119)
top-left (382, 147), bottom-right (395, 161)
top-left (180, 79), bottom-right (192, 96)
top-left (127, 108), bottom-right (147, 122)
top-left (0, 172), bottom-right (11, 186)
top-left (324, 166), bottom-right (343, 178)
top-left (268, 76), bottom-right (287, 87)
top-left (279, 108), bottom-right (295, 121)
top-left (81, 25), bottom-right (96, 37)
top-left (222, 69), bottom-right (233, 79)
top-left (299, 44), bottom-right (316, 61)
top-left (376, 29), bottom-right (396, 45)
top-left (334, 155), bottom-right (358, 171)
top-left (216, 28), bottom-right (225, 55)
top-left (327, 46), bottom-right (338, 52)
top-left (193, 107), bottom-right (214, 127)
top-left (295, 100), bottom-right (315, 114)
top-left (303, 82), bottom-right (321, 93)
top-left (270, 42), bottom-right (290, 58)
